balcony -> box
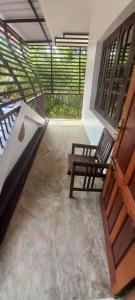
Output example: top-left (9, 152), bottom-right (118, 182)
top-left (0, 18), bottom-right (112, 296)
top-left (0, 1), bottom-right (134, 299)
top-left (0, 120), bottom-right (113, 299)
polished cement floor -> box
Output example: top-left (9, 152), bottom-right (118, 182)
top-left (0, 120), bottom-right (113, 300)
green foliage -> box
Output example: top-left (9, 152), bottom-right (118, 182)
top-left (44, 94), bottom-right (83, 119)
top-left (29, 46), bottom-right (87, 95)
top-left (0, 35), bottom-right (87, 119)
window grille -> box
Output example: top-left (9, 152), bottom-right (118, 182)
top-left (95, 13), bottom-right (135, 127)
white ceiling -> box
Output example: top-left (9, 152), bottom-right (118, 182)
top-left (38, 0), bottom-right (90, 41)
top-left (0, 0), bottom-right (134, 43)
top-left (38, 0), bottom-right (134, 43)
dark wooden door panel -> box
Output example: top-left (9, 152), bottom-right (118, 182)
top-left (129, 171), bottom-right (135, 200)
top-left (108, 189), bottom-right (123, 233)
top-left (113, 216), bottom-right (135, 266)
top-left (117, 95), bottom-right (135, 174)
top-left (104, 173), bottom-right (115, 208)
top-left (101, 70), bottom-right (135, 297)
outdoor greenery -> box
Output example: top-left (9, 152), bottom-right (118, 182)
top-left (29, 45), bottom-right (87, 94)
top-left (0, 27), bottom-right (87, 119)
top-left (44, 94), bottom-right (83, 119)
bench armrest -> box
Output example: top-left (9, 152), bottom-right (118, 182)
top-left (73, 161), bottom-right (109, 168)
top-left (72, 161), bottom-right (109, 176)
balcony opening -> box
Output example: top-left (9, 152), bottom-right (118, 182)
top-left (0, 19), bottom-right (87, 120)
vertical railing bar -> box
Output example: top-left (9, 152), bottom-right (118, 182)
top-left (8, 115), bottom-right (12, 127)
top-left (22, 43), bottom-right (43, 95)
top-left (4, 25), bottom-right (26, 101)
top-left (51, 46), bottom-right (53, 94)
top-left (91, 172), bottom-right (96, 190)
top-left (0, 106), bottom-right (20, 145)
top-left (0, 135), bottom-right (4, 148)
top-left (11, 114), bottom-right (14, 121)
top-left (19, 42), bottom-right (37, 99)
top-left (79, 47), bottom-right (81, 94)
top-left (1, 122), bottom-right (7, 141)
top-left (87, 169), bottom-right (91, 190)
top-left (3, 118), bottom-right (9, 134)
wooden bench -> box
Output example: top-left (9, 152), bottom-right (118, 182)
top-left (67, 128), bottom-right (114, 198)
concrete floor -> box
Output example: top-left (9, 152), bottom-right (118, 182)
top-left (0, 120), bottom-right (113, 300)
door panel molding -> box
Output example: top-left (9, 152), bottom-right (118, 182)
top-left (110, 205), bottom-right (127, 245)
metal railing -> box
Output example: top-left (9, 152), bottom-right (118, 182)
top-left (0, 19), bottom-right (42, 102)
top-left (28, 44), bottom-right (87, 95)
top-left (26, 93), bottom-right (46, 117)
top-left (0, 19), bottom-right (87, 119)
top-left (0, 101), bottom-right (20, 152)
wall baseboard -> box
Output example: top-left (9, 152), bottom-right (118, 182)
top-left (0, 121), bottom-right (48, 244)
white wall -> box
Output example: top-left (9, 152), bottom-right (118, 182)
top-left (82, 0), bottom-right (134, 144)
top-left (82, 42), bottom-right (103, 145)
top-left (0, 102), bottom-right (45, 192)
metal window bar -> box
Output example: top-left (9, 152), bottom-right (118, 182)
top-left (95, 12), bottom-right (135, 128)
top-left (0, 19), bottom-right (87, 119)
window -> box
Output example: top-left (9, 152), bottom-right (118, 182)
top-left (95, 13), bottom-right (135, 128)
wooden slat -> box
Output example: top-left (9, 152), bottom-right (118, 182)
top-left (106, 183), bottom-right (118, 217)
top-left (108, 189), bottom-right (123, 233)
top-left (112, 243), bottom-right (135, 296)
top-left (110, 205), bottom-right (127, 245)
top-left (114, 160), bottom-right (135, 223)
top-left (101, 167), bottom-right (112, 200)
top-left (125, 149), bottom-right (135, 184)
top-left (100, 199), bottom-right (116, 286)
top-left (113, 217), bottom-right (135, 266)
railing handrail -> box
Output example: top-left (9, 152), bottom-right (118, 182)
top-left (26, 92), bottom-right (45, 104)
top-left (0, 92), bottom-right (44, 109)
top-left (0, 99), bottom-right (23, 109)
top-left (0, 106), bottom-right (20, 122)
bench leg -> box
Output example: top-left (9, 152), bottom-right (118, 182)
top-left (69, 172), bottom-right (75, 198)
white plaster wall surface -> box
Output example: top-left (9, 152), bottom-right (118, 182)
top-left (82, 41), bottom-right (103, 144)
top-left (0, 102), bottom-right (45, 192)
top-left (88, 0), bottom-right (134, 42)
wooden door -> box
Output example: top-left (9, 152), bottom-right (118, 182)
top-left (101, 70), bottom-right (135, 297)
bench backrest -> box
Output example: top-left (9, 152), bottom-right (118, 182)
top-left (96, 128), bottom-right (114, 164)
